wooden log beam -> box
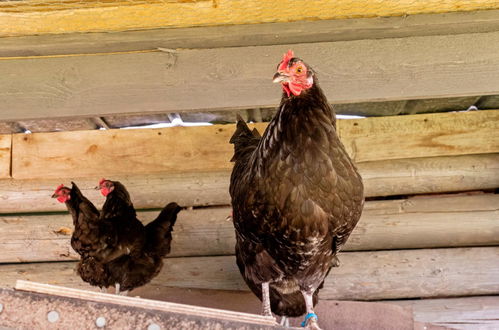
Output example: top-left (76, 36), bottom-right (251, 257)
top-left (388, 296), bottom-right (499, 330)
top-left (3, 10), bottom-right (499, 57)
top-left (2, 0), bottom-right (499, 37)
top-left (3, 33), bottom-right (499, 120)
top-left (1, 247), bottom-right (498, 301)
top-left (0, 283), bottom-right (277, 329)
top-left (0, 134), bottom-right (11, 179)
top-left (10, 111), bottom-right (499, 179)
top-left (1, 153), bottom-right (498, 214)
top-left (1, 194), bottom-right (497, 263)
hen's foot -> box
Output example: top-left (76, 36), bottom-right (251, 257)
top-left (301, 313), bottom-right (321, 329)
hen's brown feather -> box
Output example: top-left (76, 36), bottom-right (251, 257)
top-left (230, 68), bottom-right (364, 317)
top-left (63, 181), bottom-right (181, 292)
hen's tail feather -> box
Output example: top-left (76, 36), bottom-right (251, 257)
top-left (145, 202), bottom-right (182, 257)
top-left (230, 117), bottom-right (261, 162)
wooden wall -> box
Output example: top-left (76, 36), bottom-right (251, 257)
top-left (1, 7), bottom-right (499, 329)
top-left (2, 0), bottom-right (499, 36)
top-left (1, 110), bottom-right (498, 307)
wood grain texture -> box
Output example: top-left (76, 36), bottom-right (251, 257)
top-left (1, 194), bottom-right (497, 263)
top-left (0, 288), bottom-right (277, 329)
top-left (1, 247), bottom-right (498, 301)
top-left (2, 0), bottom-right (499, 37)
top-left (1, 153), bottom-right (498, 213)
top-left (3, 33), bottom-right (499, 121)
top-left (3, 10), bottom-right (499, 57)
top-left (10, 111), bottom-right (499, 179)
top-left (389, 296), bottom-right (499, 330)
top-left (13, 281), bottom-right (277, 326)
top-left (0, 134), bottom-right (11, 178)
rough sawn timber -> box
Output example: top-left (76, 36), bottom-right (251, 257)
top-left (0, 193), bottom-right (497, 263)
top-left (389, 296), bottom-right (499, 330)
top-left (1, 153), bottom-right (498, 213)
top-left (2, 0), bottom-right (499, 37)
top-left (3, 33), bottom-right (499, 120)
top-left (0, 134), bottom-right (11, 179)
top-left (1, 247), bottom-right (498, 301)
top-left (10, 110), bottom-right (499, 179)
top-left (0, 282), bottom-right (277, 329)
top-left (3, 10), bottom-right (499, 57)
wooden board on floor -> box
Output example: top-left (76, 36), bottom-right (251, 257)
top-left (3, 33), bottom-right (499, 120)
top-left (1, 193), bottom-right (497, 263)
top-left (3, 10), bottom-right (499, 57)
top-left (10, 111), bottom-right (499, 179)
top-left (1, 153), bottom-right (498, 213)
top-left (2, 0), bottom-right (499, 37)
top-left (1, 247), bottom-right (498, 301)
top-left (0, 134), bottom-right (11, 179)
top-left (388, 296), bottom-right (499, 330)
top-left (0, 283), bottom-right (277, 329)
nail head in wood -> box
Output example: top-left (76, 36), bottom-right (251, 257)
top-left (96, 316), bottom-right (106, 327)
top-left (147, 323), bottom-right (161, 330)
top-left (47, 310), bottom-right (59, 323)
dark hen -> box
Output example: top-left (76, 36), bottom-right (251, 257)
top-left (97, 179), bottom-right (146, 264)
top-left (53, 181), bottom-right (181, 294)
top-left (98, 179), bottom-right (181, 294)
top-left (52, 183), bottom-right (117, 290)
top-left (229, 50), bottom-right (364, 329)
top-left (105, 202), bottom-right (182, 292)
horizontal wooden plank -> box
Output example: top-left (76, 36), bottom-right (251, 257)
top-left (10, 111), bottom-right (499, 179)
top-left (0, 171), bottom-right (230, 213)
top-left (389, 296), bottom-right (499, 330)
top-left (1, 286), bottom-right (277, 329)
top-left (14, 281), bottom-right (277, 327)
top-left (1, 153), bottom-right (498, 213)
top-left (3, 10), bottom-right (499, 57)
top-left (0, 134), bottom-right (11, 179)
top-left (1, 247), bottom-right (498, 301)
top-left (2, 0), bottom-right (499, 37)
top-left (3, 33), bottom-right (499, 121)
top-left (1, 194), bottom-right (497, 263)
top-left (3, 284), bottom-right (428, 330)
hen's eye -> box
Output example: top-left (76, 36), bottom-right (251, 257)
top-left (296, 66), bottom-right (303, 73)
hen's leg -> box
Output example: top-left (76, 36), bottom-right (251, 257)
top-left (301, 290), bottom-right (321, 330)
top-left (115, 283), bottom-right (120, 295)
top-left (279, 316), bottom-right (289, 327)
top-left (261, 282), bottom-right (273, 317)
top-left (100, 287), bottom-right (107, 293)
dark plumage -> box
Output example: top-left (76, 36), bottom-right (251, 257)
top-left (229, 51), bottom-right (364, 329)
top-left (105, 201), bottom-right (182, 292)
top-left (53, 181), bottom-right (181, 294)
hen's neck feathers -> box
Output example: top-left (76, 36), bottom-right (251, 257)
top-left (255, 82), bottom-right (336, 165)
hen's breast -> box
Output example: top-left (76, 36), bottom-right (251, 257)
top-left (253, 103), bottom-right (363, 274)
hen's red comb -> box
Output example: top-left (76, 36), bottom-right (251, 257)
top-left (278, 50), bottom-right (294, 71)
top-left (54, 183), bottom-right (65, 193)
top-left (99, 178), bottom-right (107, 186)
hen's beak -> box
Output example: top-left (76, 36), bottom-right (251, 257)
top-left (273, 72), bottom-right (290, 83)
top-left (51, 193), bottom-right (58, 198)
